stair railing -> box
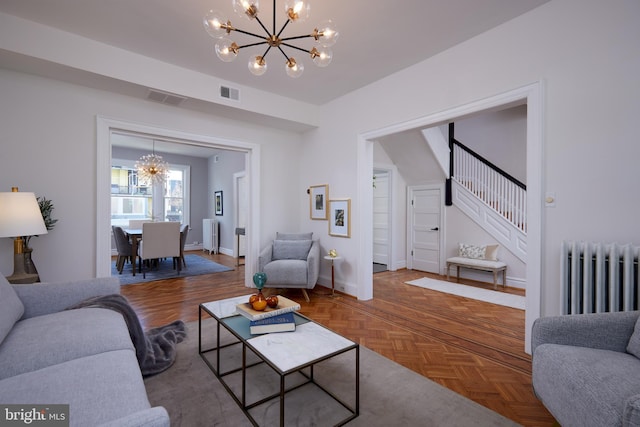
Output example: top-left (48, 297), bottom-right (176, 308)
top-left (451, 139), bottom-right (527, 234)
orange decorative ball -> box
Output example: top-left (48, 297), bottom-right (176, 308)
top-left (266, 295), bottom-right (278, 308)
top-left (250, 292), bottom-right (268, 311)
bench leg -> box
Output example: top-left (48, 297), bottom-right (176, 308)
top-left (493, 270), bottom-right (498, 290)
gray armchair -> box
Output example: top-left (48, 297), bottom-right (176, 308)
top-left (258, 232), bottom-right (320, 302)
top-left (532, 310), bottom-right (640, 426)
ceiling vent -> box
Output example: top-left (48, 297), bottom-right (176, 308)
top-left (146, 89), bottom-right (187, 106)
top-left (220, 86), bottom-right (240, 101)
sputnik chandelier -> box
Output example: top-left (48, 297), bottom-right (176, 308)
top-left (203, 0), bottom-right (339, 78)
top-left (135, 141), bottom-right (169, 185)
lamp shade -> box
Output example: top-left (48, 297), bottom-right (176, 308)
top-left (0, 191), bottom-right (48, 238)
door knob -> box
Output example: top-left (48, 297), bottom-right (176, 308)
top-left (430, 227), bottom-right (439, 231)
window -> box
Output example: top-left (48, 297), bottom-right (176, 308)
top-left (111, 159), bottom-right (190, 227)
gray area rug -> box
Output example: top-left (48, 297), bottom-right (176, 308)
top-left (144, 320), bottom-right (518, 426)
top-left (113, 254), bottom-right (232, 285)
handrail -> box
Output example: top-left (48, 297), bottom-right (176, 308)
top-left (452, 139), bottom-right (526, 190)
top-left (451, 139), bottom-right (527, 234)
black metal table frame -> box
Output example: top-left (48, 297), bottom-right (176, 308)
top-left (199, 303), bottom-right (359, 427)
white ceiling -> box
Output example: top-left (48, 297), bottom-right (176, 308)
top-left (0, 0), bottom-right (549, 106)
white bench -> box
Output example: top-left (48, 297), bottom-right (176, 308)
top-left (446, 257), bottom-right (507, 289)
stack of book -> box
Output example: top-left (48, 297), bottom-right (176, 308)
top-left (235, 296), bottom-right (301, 335)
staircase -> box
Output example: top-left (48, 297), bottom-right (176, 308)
top-left (450, 139), bottom-right (527, 262)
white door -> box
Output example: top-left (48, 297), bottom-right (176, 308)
top-left (409, 186), bottom-right (441, 274)
top-left (373, 171), bottom-right (390, 266)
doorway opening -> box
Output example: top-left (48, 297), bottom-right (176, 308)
top-left (96, 116), bottom-right (261, 287)
top-left (373, 168), bottom-right (390, 273)
top-left (359, 82), bottom-right (543, 353)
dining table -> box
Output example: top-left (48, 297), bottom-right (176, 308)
top-left (123, 226), bottom-right (186, 276)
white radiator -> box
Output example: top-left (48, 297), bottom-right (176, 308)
top-left (561, 241), bottom-right (639, 314)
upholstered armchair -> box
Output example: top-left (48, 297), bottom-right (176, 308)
top-left (258, 232), bottom-right (320, 302)
top-left (532, 310), bottom-right (640, 426)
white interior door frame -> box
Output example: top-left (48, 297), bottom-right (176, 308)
top-left (359, 81), bottom-right (544, 354)
top-left (233, 171), bottom-right (247, 258)
top-left (373, 163), bottom-right (399, 271)
top-left (96, 116), bottom-right (261, 287)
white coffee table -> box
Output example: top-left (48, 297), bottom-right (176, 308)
top-left (199, 295), bottom-right (359, 426)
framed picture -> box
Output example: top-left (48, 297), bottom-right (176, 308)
top-left (214, 191), bottom-right (223, 216)
top-left (309, 184), bottom-right (328, 220)
top-left (328, 198), bottom-right (351, 238)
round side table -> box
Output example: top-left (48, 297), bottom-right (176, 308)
top-left (323, 255), bottom-right (342, 297)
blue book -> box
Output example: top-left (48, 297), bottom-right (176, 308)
top-left (250, 312), bottom-right (296, 334)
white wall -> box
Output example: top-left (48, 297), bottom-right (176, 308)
top-left (0, 68), bottom-right (303, 282)
top-left (300, 0), bottom-right (640, 316)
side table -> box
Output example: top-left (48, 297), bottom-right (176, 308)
top-left (323, 255), bottom-right (341, 297)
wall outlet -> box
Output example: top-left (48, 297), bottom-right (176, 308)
top-left (192, 240), bottom-right (198, 245)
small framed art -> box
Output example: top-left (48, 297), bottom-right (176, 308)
top-left (328, 198), bottom-right (351, 238)
top-left (214, 191), bottom-right (223, 216)
top-left (309, 184), bottom-right (328, 220)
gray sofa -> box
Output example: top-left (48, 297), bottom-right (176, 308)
top-left (532, 310), bottom-right (640, 426)
top-left (0, 274), bottom-right (169, 427)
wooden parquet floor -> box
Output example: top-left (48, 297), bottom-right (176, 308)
top-left (119, 252), bottom-right (555, 426)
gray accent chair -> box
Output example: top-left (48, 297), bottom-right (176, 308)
top-left (532, 310), bottom-right (640, 426)
top-left (258, 232), bottom-right (320, 302)
top-left (0, 274), bottom-right (169, 426)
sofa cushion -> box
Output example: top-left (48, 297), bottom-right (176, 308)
top-left (533, 344), bottom-right (640, 426)
top-left (0, 275), bottom-right (24, 346)
top-left (272, 239), bottom-right (312, 260)
top-left (0, 350), bottom-right (156, 426)
top-left (276, 232), bottom-right (313, 241)
top-left (263, 259), bottom-right (308, 286)
top-left (626, 316), bottom-right (640, 358)
top-left (0, 307), bottom-right (134, 380)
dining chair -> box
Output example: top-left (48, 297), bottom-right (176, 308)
top-left (138, 222), bottom-right (181, 278)
top-left (176, 224), bottom-right (189, 269)
top-left (112, 225), bottom-right (135, 274)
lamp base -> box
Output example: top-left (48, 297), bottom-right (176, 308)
top-left (6, 252), bottom-right (40, 284)
top-left (6, 272), bottom-right (40, 284)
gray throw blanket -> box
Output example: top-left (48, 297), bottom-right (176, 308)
top-left (66, 294), bottom-right (186, 376)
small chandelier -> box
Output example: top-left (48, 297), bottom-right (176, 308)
top-left (203, 0), bottom-right (339, 78)
top-left (135, 141), bottom-right (169, 185)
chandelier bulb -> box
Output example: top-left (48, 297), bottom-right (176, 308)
top-left (310, 47), bottom-right (332, 67)
top-left (203, 10), bottom-right (233, 38)
top-left (284, 0), bottom-right (311, 23)
top-left (215, 39), bottom-right (239, 62)
top-left (314, 19), bottom-right (339, 47)
top-left (233, 0), bottom-right (259, 20)
top-left (248, 56), bottom-right (268, 76)
top-left (286, 58), bottom-right (304, 78)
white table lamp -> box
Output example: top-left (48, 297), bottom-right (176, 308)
top-left (0, 187), bottom-right (48, 282)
